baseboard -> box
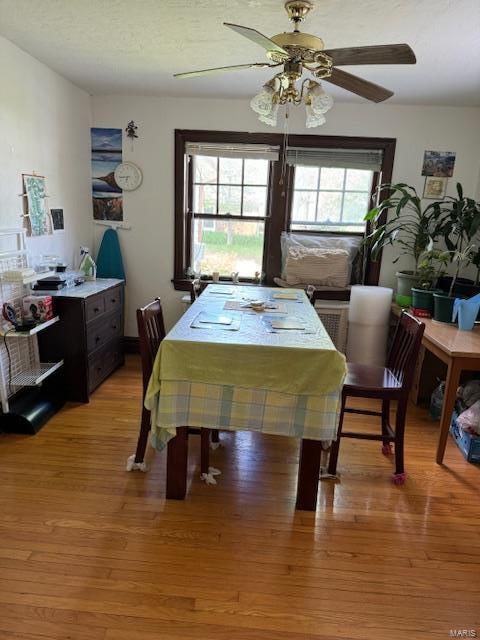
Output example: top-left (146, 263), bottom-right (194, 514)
top-left (124, 336), bottom-right (140, 354)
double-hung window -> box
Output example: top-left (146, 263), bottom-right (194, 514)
top-left (185, 142), bottom-right (279, 279)
top-left (287, 148), bottom-right (383, 233)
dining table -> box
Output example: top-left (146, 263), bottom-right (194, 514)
top-left (145, 284), bottom-right (347, 510)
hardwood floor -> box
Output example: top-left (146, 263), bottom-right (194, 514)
top-left (0, 355), bottom-right (479, 640)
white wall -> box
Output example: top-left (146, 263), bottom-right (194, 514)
top-left (92, 95), bottom-right (480, 335)
top-left (0, 36), bottom-right (92, 267)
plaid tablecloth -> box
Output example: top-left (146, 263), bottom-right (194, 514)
top-left (149, 379), bottom-right (342, 450)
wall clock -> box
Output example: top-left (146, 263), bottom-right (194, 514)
top-left (114, 162), bottom-right (143, 191)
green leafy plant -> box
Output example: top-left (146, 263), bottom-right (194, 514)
top-left (364, 183), bottom-right (446, 276)
top-left (471, 248), bottom-right (480, 286)
top-left (415, 249), bottom-right (450, 289)
top-left (439, 184), bottom-right (480, 256)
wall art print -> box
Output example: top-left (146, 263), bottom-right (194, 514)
top-left (23, 174), bottom-right (50, 237)
top-left (421, 150), bottom-right (456, 178)
top-left (91, 127), bottom-right (123, 221)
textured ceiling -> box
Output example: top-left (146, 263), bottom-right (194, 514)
top-left (0, 0), bottom-right (479, 105)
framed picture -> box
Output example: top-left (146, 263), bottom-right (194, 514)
top-left (22, 173), bottom-right (50, 236)
top-left (421, 150), bottom-right (456, 177)
top-left (423, 176), bottom-right (447, 199)
top-left (50, 208), bottom-right (65, 232)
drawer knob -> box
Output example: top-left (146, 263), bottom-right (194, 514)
top-left (111, 298), bottom-right (117, 304)
top-left (112, 325), bottom-right (117, 330)
top-left (95, 336), bottom-right (100, 343)
top-left (94, 307), bottom-right (100, 313)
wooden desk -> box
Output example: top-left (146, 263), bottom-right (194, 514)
top-left (393, 306), bottom-right (480, 463)
top-left (420, 319), bottom-right (480, 463)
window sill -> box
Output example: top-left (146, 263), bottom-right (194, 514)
top-left (172, 278), bottom-right (267, 291)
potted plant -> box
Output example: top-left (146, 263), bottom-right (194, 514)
top-left (433, 245), bottom-right (477, 322)
top-left (432, 184), bottom-right (480, 322)
top-left (365, 183), bottom-right (446, 306)
top-left (411, 249), bottom-right (449, 315)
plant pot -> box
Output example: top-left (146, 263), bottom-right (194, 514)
top-left (395, 271), bottom-right (421, 306)
top-left (437, 276), bottom-right (478, 298)
top-left (411, 288), bottom-right (441, 314)
top-left (433, 292), bottom-right (455, 323)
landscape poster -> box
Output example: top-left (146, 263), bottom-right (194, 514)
top-left (421, 150), bottom-right (456, 177)
top-left (91, 127), bottom-right (123, 221)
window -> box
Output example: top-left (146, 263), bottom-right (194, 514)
top-left (174, 131), bottom-right (396, 289)
top-left (191, 154), bottom-right (270, 277)
top-left (291, 166), bottom-right (373, 233)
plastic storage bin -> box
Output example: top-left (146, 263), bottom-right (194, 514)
top-left (449, 413), bottom-right (480, 463)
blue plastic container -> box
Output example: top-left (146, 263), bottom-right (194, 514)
top-left (452, 294), bottom-right (480, 330)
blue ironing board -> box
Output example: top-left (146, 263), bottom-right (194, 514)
top-left (96, 228), bottom-right (126, 281)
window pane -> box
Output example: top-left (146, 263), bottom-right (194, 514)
top-left (219, 185), bottom-right (241, 215)
top-left (193, 184), bottom-right (216, 214)
top-left (244, 159), bottom-right (268, 185)
top-left (345, 169), bottom-right (372, 191)
top-left (243, 186), bottom-right (267, 217)
top-left (219, 157), bottom-right (242, 184)
top-left (292, 191), bottom-right (317, 222)
top-left (317, 192), bottom-right (342, 223)
top-left (320, 167), bottom-right (344, 189)
top-left (294, 166), bottom-right (319, 189)
top-left (343, 192), bottom-right (370, 223)
top-left (194, 155), bottom-right (217, 184)
top-left (193, 219), bottom-right (264, 277)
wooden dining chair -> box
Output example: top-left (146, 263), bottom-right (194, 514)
top-left (128, 297), bottom-right (212, 476)
top-left (327, 311), bottom-right (425, 484)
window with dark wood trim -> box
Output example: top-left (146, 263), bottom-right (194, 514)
top-left (174, 129), bottom-right (396, 290)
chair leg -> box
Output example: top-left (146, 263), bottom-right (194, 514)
top-left (381, 399), bottom-right (393, 455)
top-left (393, 399), bottom-right (408, 484)
top-left (211, 429), bottom-right (220, 443)
top-left (134, 406), bottom-right (151, 463)
top-left (327, 392), bottom-right (347, 475)
top-left (200, 428), bottom-right (210, 475)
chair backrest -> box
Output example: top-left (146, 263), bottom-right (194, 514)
top-left (136, 298), bottom-right (166, 392)
top-left (189, 278), bottom-right (201, 304)
top-left (387, 312), bottom-right (425, 392)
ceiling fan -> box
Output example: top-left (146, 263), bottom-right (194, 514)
top-left (174, 1), bottom-right (416, 126)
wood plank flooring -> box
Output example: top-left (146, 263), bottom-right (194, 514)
top-left (0, 355), bottom-right (479, 640)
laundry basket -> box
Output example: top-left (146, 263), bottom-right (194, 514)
top-left (313, 301), bottom-right (349, 353)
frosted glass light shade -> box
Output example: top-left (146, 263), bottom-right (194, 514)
top-left (259, 101), bottom-right (279, 126)
top-left (250, 83), bottom-right (276, 116)
top-left (305, 103), bottom-right (326, 128)
top-left (307, 81), bottom-right (334, 115)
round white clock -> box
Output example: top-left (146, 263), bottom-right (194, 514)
top-left (114, 162), bottom-right (143, 191)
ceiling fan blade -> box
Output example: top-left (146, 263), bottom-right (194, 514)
top-left (224, 22), bottom-right (289, 58)
top-left (174, 62), bottom-right (271, 79)
top-left (323, 44), bottom-right (416, 66)
top-left (325, 68), bottom-right (394, 102)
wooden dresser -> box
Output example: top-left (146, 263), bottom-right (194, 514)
top-left (38, 279), bottom-right (124, 403)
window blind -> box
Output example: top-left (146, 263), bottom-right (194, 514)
top-left (286, 147), bottom-right (383, 171)
top-left (185, 142), bottom-right (280, 161)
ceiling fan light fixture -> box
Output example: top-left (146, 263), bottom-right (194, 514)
top-left (250, 79), bottom-right (277, 116)
top-left (305, 103), bottom-right (326, 128)
top-left (305, 80), bottom-right (333, 115)
top-left (258, 100), bottom-right (279, 127)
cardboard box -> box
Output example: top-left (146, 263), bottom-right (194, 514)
top-left (450, 414), bottom-right (480, 463)
top-left (23, 295), bottom-right (53, 323)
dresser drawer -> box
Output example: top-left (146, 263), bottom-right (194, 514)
top-left (86, 311), bottom-right (122, 354)
top-left (85, 293), bottom-right (105, 323)
top-left (104, 286), bottom-right (122, 314)
top-left (88, 338), bottom-right (123, 392)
